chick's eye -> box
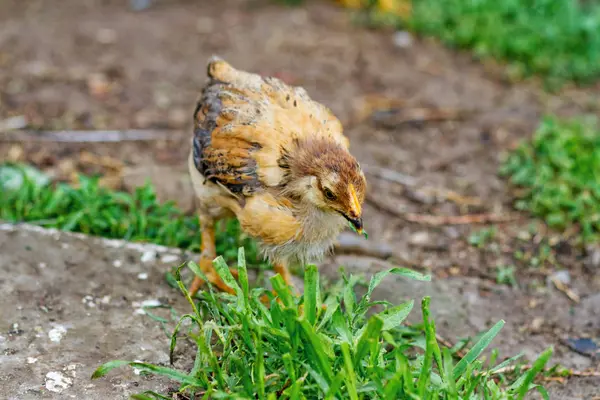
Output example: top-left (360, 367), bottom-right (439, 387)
top-left (324, 188), bottom-right (336, 200)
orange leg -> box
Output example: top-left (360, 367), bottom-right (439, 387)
top-left (274, 262), bottom-right (295, 291)
top-left (260, 262), bottom-right (297, 306)
top-left (189, 219), bottom-right (235, 296)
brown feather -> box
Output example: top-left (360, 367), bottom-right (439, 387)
top-left (192, 58), bottom-right (349, 197)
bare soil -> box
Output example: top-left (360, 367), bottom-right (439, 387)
top-left (1, 0), bottom-right (599, 398)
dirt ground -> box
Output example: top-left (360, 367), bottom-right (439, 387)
top-left (1, 0), bottom-right (599, 398)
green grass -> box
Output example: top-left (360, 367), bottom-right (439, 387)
top-left (0, 164), bottom-right (264, 268)
top-left (500, 116), bottom-right (600, 243)
top-left (332, 0), bottom-right (600, 88)
top-left (93, 250), bottom-right (552, 399)
top-left (409, 0), bottom-right (600, 88)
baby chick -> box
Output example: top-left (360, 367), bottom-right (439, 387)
top-left (188, 57), bottom-right (366, 295)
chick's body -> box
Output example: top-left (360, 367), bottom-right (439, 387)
top-left (188, 58), bottom-right (366, 294)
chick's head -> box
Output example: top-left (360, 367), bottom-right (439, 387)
top-left (286, 137), bottom-right (367, 233)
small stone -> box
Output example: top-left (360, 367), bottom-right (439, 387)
top-left (140, 250), bottom-right (156, 263)
top-left (548, 270), bottom-right (570, 286)
top-left (409, 231), bottom-right (430, 246)
top-left (160, 254), bottom-right (179, 264)
top-left (27, 357), bottom-right (38, 364)
top-left (48, 325), bottom-right (67, 343)
top-left (45, 371), bottom-right (73, 393)
top-left (392, 31), bottom-right (413, 49)
top-left (0, 115), bottom-right (28, 130)
top-left (137, 272), bottom-right (148, 280)
top-left (529, 317), bottom-right (544, 333)
top-left (133, 299), bottom-right (161, 315)
top-left (113, 260), bottom-right (122, 268)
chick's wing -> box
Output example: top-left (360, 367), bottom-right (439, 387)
top-left (192, 58), bottom-right (349, 196)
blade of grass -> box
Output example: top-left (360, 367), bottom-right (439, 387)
top-left (91, 360), bottom-right (131, 379)
top-left (418, 297), bottom-right (435, 396)
top-left (169, 314), bottom-right (201, 364)
top-left (213, 255), bottom-right (242, 294)
top-left (237, 247), bottom-right (250, 305)
top-left (304, 264), bottom-right (319, 325)
top-left (367, 268), bottom-right (431, 301)
top-left (422, 297), bottom-right (443, 379)
top-left (271, 274), bottom-right (294, 307)
top-left (298, 319), bottom-right (334, 385)
top-left (453, 320), bottom-right (505, 380)
top-left (516, 347), bottom-right (553, 400)
top-left (316, 295), bottom-right (340, 331)
top-left (341, 342), bottom-right (359, 400)
top-left (443, 348), bottom-right (458, 400)
top-left (255, 328), bottom-right (266, 400)
top-left (354, 315), bottom-right (383, 367)
top-left (324, 372), bottom-right (345, 400)
top-left (93, 361), bottom-right (202, 386)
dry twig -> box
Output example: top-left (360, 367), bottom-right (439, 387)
top-left (368, 196), bottom-right (519, 226)
top-left (372, 107), bottom-right (470, 129)
top-left (486, 364), bottom-right (600, 380)
top-left (550, 277), bottom-right (581, 303)
top-left (362, 164), bottom-right (417, 187)
top-left (0, 129), bottom-right (178, 143)
top-left (403, 213), bottom-right (520, 225)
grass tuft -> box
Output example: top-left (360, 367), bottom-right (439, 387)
top-left (92, 253), bottom-right (551, 399)
top-left (0, 164), bottom-right (265, 267)
top-left (500, 116), bottom-right (600, 243)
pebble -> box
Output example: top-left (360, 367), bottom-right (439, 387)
top-left (140, 250), bottom-right (156, 263)
top-left (0, 115), bottom-right (28, 130)
top-left (160, 254), bottom-right (179, 264)
top-left (45, 371), bottom-right (73, 393)
top-left (48, 325), bottom-right (67, 343)
top-left (548, 270), bottom-right (571, 286)
top-left (409, 231), bottom-right (430, 246)
top-left (392, 31), bottom-right (413, 49)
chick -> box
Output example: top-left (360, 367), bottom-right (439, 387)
top-left (188, 58), bottom-right (366, 295)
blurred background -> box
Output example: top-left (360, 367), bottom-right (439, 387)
top-left (1, 0), bottom-right (600, 397)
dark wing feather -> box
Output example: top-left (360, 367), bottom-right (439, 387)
top-left (192, 66), bottom-right (261, 196)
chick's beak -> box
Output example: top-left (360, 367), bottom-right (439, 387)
top-left (347, 215), bottom-right (363, 234)
top-left (346, 183), bottom-right (363, 234)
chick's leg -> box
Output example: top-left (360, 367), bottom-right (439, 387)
top-left (273, 262), bottom-right (294, 290)
top-left (189, 217), bottom-right (235, 296)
